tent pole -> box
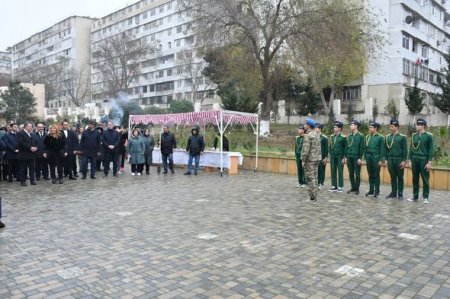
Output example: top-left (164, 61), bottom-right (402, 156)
top-left (255, 117), bottom-right (259, 172)
top-left (220, 110), bottom-right (224, 177)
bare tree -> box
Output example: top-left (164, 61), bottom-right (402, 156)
top-left (176, 49), bottom-right (214, 105)
top-left (180, 0), bottom-right (384, 132)
top-left (60, 66), bottom-right (90, 107)
top-left (92, 32), bottom-right (150, 99)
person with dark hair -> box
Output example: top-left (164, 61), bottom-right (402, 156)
top-left (34, 123), bottom-right (49, 181)
top-left (314, 123), bottom-right (328, 189)
top-left (80, 121), bottom-right (101, 179)
top-left (407, 118), bottom-right (435, 204)
top-left (160, 125), bottom-right (177, 174)
top-left (61, 120), bottom-right (78, 180)
top-left (184, 125), bottom-right (205, 175)
top-left (17, 123), bottom-right (38, 186)
top-left (214, 132), bottom-right (229, 151)
top-left (95, 126), bottom-right (104, 172)
top-left (0, 190), bottom-right (4, 228)
top-left (364, 122), bottom-right (385, 198)
top-left (128, 129), bottom-right (145, 176)
top-left (142, 128), bottom-right (155, 175)
top-left (44, 125), bottom-right (66, 184)
top-left (0, 126), bottom-right (7, 181)
top-left (385, 119), bottom-right (408, 200)
top-left (102, 121), bottom-right (120, 177)
top-left (345, 120), bottom-right (365, 195)
top-left (295, 125), bottom-right (306, 188)
top-left (4, 123), bottom-right (19, 182)
top-left (329, 121), bottom-right (346, 192)
top-left (118, 127), bottom-right (128, 174)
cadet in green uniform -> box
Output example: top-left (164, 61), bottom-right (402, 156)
top-left (314, 123), bottom-right (328, 189)
top-left (295, 125), bottom-right (306, 187)
top-left (364, 122), bottom-right (385, 198)
top-left (407, 118), bottom-right (435, 204)
top-left (384, 119), bottom-right (407, 199)
top-left (329, 121), bottom-right (346, 192)
top-left (345, 120), bottom-right (365, 195)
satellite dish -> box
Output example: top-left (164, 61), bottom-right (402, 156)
top-left (405, 15), bottom-right (414, 24)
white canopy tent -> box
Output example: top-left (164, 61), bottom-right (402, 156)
top-left (129, 110), bottom-right (259, 174)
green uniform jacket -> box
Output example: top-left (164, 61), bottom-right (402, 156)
top-left (385, 133), bottom-right (407, 160)
top-left (345, 132), bottom-right (365, 159)
top-left (364, 133), bottom-right (385, 159)
top-left (320, 134), bottom-right (329, 159)
top-left (408, 131), bottom-right (435, 161)
top-left (329, 133), bottom-right (346, 157)
top-left (295, 136), bottom-right (303, 156)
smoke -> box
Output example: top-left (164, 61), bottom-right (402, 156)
top-left (110, 91), bottom-right (128, 126)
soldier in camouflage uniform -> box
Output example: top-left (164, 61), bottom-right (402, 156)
top-left (295, 125), bottom-right (306, 188)
top-left (314, 123), bottom-right (328, 189)
top-left (364, 122), bottom-right (385, 198)
top-left (407, 118), bottom-right (435, 204)
top-left (384, 119), bottom-right (408, 200)
top-left (301, 119), bottom-right (322, 202)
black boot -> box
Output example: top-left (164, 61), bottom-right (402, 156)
top-left (52, 178), bottom-right (57, 184)
top-left (59, 177), bottom-right (63, 184)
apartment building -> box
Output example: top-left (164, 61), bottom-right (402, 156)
top-left (333, 0), bottom-right (450, 126)
top-left (0, 50), bottom-right (11, 76)
top-left (90, 0), bottom-right (217, 110)
top-left (12, 16), bottom-right (96, 110)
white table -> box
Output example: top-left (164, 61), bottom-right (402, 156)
top-left (152, 149), bottom-right (243, 174)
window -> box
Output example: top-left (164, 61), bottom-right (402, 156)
top-left (143, 86), bottom-right (148, 93)
top-left (342, 86), bottom-right (361, 101)
top-left (176, 40), bottom-right (181, 47)
top-left (168, 42), bottom-right (172, 49)
top-left (421, 45), bottom-right (428, 58)
top-left (402, 34), bottom-right (409, 49)
top-left (158, 70), bottom-right (164, 78)
top-left (150, 84), bottom-right (155, 92)
top-left (177, 25), bottom-right (182, 33)
top-left (403, 58), bottom-right (411, 76)
top-left (159, 6), bottom-right (164, 13)
top-left (167, 69), bottom-right (172, 76)
top-left (151, 9), bottom-right (155, 16)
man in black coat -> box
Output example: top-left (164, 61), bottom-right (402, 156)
top-left (61, 120), bottom-right (78, 180)
top-left (160, 125), bottom-right (177, 174)
top-left (3, 123), bottom-right (19, 182)
top-left (17, 123), bottom-right (38, 186)
top-left (102, 121), bottom-right (120, 177)
top-left (34, 123), bottom-right (49, 181)
top-left (80, 121), bottom-right (101, 179)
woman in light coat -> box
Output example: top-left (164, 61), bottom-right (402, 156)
top-left (127, 129), bottom-right (145, 175)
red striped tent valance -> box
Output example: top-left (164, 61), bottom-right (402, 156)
top-left (130, 111), bottom-right (258, 126)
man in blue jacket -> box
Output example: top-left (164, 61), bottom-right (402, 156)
top-left (4, 123), bottom-right (19, 182)
top-left (184, 125), bottom-right (205, 175)
top-left (80, 121), bottom-right (101, 179)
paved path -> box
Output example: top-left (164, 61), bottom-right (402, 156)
top-left (0, 168), bottom-right (449, 298)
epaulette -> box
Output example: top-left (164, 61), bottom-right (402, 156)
top-left (341, 134), bottom-right (346, 137)
top-left (399, 133), bottom-right (405, 137)
top-left (425, 131), bottom-right (433, 136)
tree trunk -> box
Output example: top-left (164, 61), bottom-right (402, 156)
top-left (259, 65), bottom-right (273, 136)
top-left (320, 91), bottom-right (330, 114)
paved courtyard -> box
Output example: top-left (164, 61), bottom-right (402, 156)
top-left (0, 168), bottom-right (449, 299)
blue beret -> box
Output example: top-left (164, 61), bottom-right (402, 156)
top-left (305, 118), bottom-right (316, 127)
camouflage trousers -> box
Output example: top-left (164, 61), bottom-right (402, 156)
top-left (305, 161), bottom-right (320, 200)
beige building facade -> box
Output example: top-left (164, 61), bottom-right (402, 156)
top-left (12, 16), bottom-right (96, 110)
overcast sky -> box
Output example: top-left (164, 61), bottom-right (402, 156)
top-left (0, 0), bottom-right (138, 51)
